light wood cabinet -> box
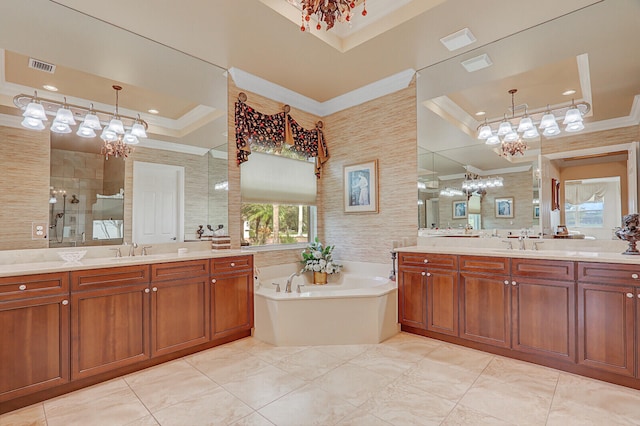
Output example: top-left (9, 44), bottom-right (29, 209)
top-left (210, 256), bottom-right (254, 339)
top-left (0, 273), bottom-right (70, 402)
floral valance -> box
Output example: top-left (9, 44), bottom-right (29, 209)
top-left (235, 98), bottom-right (329, 178)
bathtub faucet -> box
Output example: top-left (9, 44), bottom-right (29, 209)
top-left (285, 270), bottom-right (303, 293)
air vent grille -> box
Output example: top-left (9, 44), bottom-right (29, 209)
top-left (28, 58), bottom-right (56, 74)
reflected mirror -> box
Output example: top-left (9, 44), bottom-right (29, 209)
top-left (0, 1), bottom-right (228, 250)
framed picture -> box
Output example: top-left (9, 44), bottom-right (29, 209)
top-left (551, 178), bottom-right (560, 211)
top-left (495, 197), bottom-right (514, 218)
top-left (344, 160), bottom-right (378, 213)
top-left (452, 200), bottom-right (467, 219)
top-left (533, 205), bottom-right (540, 219)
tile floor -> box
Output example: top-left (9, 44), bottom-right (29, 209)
top-left (3, 332), bottom-right (640, 425)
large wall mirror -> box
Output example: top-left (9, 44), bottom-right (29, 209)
top-left (0, 0), bottom-right (228, 250)
top-left (416, 0), bottom-right (639, 239)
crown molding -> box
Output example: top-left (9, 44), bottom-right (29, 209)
top-left (229, 67), bottom-right (415, 117)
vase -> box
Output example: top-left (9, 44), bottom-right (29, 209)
top-left (313, 271), bottom-right (328, 285)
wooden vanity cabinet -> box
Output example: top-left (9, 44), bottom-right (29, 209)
top-left (210, 256), bottom-right (254, 339)
top-left (0, 273), bottom-right (70, 402)
top-left (150, 260), bottom-right (210, 357)
top-left (70, 265), bottom-right (150, 380)
top-left (577, 262), bottom-right (639, 377)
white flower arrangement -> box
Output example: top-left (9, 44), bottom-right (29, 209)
top-left (301, 238), bottom-right (342, 274)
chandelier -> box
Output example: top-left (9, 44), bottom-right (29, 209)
top-left (289, 0), bottom-right (367, 32)
top-left (476, 89), bottom-right (591, 154)
top-left (14, 85), bottom-right (148, 160)
top-left (462, 173), bottom-right (504, 191)
top-left (439, 187), bottom-right (464, 197)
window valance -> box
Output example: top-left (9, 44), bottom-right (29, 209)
top-left (235, 94), bottom-right (329, 178)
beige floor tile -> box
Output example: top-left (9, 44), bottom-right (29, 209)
top-left (335, 407), bottom-right (393, 426)
top-left (347, 345), bottom-right (423, 377)
top-left (423, 344), bottom-right (494, 374)
top-left (360, 381), bottom-right (456, 425)
top-left (441, 405), bottom-right (516, 426)
top-left (481, 356), bottom-right (560, 396)
top-left (379, 332), bottom-right (443, 356)
top-left (124, 359), bottom-right (219, 412)
top-left (222, 364), bottom-right (306, 409)
top-left (401, 357), bottom-right (481, 402)
top-left (152, 386), bottom-right (253, 426)
top-left (314, 344), bottom-right (372, 360)
top-left (125, 414), bottom-right (160, 425)
top-left (44, 379), bottom-right (150, 426)
top-left (0, 403), bottom-right (46, 426)
top-left (231, 412), bottom-right (275, 426)
top-left (222, 336), bottom-right (267, 352)
top-left (313, 363), bottom-right (393, 407)
top-left (274, 347), bottom-right (345, 381)
top-left (246, 343), bottom-right (310, 365)
top-left (458, 375), bottom-right (553, 425)
top-left (258, 383), bottom-right (357, 426)
top-left (187, 350), bottom-right (271, 385)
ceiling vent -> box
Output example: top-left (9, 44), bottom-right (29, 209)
top-left (28, 58), bottom-right (56, 74)
top-left (461, 54), bottom-right (493, 73)
top-left (440, 28), bottom-right (477, 52)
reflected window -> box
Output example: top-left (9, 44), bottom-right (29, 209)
top-left (564, 177), bottom-right (620, 229)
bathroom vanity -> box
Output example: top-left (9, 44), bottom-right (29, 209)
top-left (398, 243), bottom-right (640, 390)
top-left (0, 251), bottom-right (253, 414)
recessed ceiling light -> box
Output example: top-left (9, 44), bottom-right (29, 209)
top-left (43, 85), bottom-right (58, 92)
top-left (461, 54), bottom-right (493, 73)
top-left (148, 109), bottom-right (159, 114)
top-left (440, 28), bottom-right (477, 52)
top-left (562, 89), bottom-right (576, 96)
top-left (475, 111), bottom-right (486, 116)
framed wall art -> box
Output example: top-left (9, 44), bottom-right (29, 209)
top-left (495, 197), bottom-right (514, 218)
top-left (452, 200), bottom-right (467, 219)
top-left (344, 160), bottom-right (378, 213)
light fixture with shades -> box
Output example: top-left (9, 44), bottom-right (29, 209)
top-left (288, 0), bottom-right (367, 32)
top-left (476, 89), bottom-right (590, 156)
top-left (439, 187), bottom-right (464, 197)
top-left (462, 173), bottom-right (504, 191)
top-left (14, 85), bottom-right (149, 160)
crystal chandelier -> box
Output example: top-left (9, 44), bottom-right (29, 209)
top-left (289, 0), bottom-right (367, 32)
top-left (476, 89), bottom-right (591, 155)
top-left (14, 85), bottom-right (148, 160)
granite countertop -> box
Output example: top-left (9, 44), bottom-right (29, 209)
top-left (0, 249), bottom-right (252, 278)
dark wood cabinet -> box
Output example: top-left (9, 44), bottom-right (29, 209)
top-left (0, 272), bottom-right (70, 402)
top-left (210, 256), bottom-right (254, 339)
top-left (398, 266), bottom-right (427, 329)
top-left (151, 260), bottom-right (210, 357)
top-left (426, 268), bottom-right (458, 336)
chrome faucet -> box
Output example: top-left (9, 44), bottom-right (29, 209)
top-left (125, 242), bottom-right (138, 256)
top-left (285, 270), bottom-right (303, 293)
top-left (518, 235), bottom-right (526, 250)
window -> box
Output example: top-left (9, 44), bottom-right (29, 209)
top-left (565, 200), bottom-right (604, 227)
top-left (240, 149), bottom-right (317, 247)
top-left (564, 177), bottom-right (620, 229)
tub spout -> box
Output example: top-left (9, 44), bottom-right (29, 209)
top-left (286, 270), bottom-right (303, 293)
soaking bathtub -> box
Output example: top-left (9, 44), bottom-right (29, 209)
top-left (254, 272), bottom-right (398, 346)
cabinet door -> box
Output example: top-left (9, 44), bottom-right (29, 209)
top-left (151, 276), bottom-right (209, 357)
top-left (398, 266), bottom-right (427, 329)
top-left (512, 277), bottom-right (575, 361)
top-left (71, 284), bottom-right (149, 380)
top-left (0, 295), bottom-right (69, 402)
top-left (426, 268), bottom-right (458, 336)
top-left (211, 271), bottom-right (253, 339)
top-left (460, 273), bottom-right (510, 348)
top-left (578, 282), bottom-right (635, 377)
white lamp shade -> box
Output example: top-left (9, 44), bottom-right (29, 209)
top-left (485, 134), bottom-right (500, 145)
top-left (50, 120), bottom-right (72, 134)
top-left (100, 128), bottom-right (118, 142)
top-left (563, 107), bottom-right (583, 124)
top-left (21, 117), bottom-right (45, 130)
top-left (516, 117), bottom-right (533, 132)
top-left (539, 113), bottom-right (557, 129)
top-left (76, 124), bottom-right (96, 138)
top-left (503, 130), bottom-right (519, 142)
top-left (523, 127), bottom-right (539, 139)
top-left (106, 118), bottom-right (125, 134)
top-left (542, 124), bottom-right (561, 137)
top-left (565, 121), bottom-right (585, 132)
top-left (477, 125), bottom-right (492, 139)
top-left (130, 122), bottom-right (147, 138)
top-left (23, 102), bottom-right (48, 120)
top-left (54, 107), bottom-right (76, 125)
top-left (82, 113), bottom-right (102, 130)
top-left (497, 121), bottom-right (513, 136)
top-left (122, 132), bottom-right (139, 145)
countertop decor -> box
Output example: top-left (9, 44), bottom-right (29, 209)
top-left (301, 237), bottom-right (342, 284)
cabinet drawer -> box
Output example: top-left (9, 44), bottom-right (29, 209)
top-left (460, 255), bottom-right (509, 275)
top-left (398, 252), bottom-right (457, 270)
top-left (71, 265), bottom-right (149, 291)
top-left (0, 272), bottom-right (69, 301)
top-left (512, 258), bottom-right (575, 281)
top-left (578, 262), bottom-right (640, 285)
top-left (211, 256), bottom-right (253, 273)
top-left (151, 260), bottom-right (210, 282)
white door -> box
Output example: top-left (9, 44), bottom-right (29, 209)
top-left (132, 161), bottom-right (184, 244)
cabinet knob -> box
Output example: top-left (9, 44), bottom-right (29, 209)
top-left (421, 272), bottom-right (426, 276)
top-left (423, 259), bottom-right (429, 263)
top-left (62, 300), bottom-right (69, 305)
top-left (230, 262), bottom-right (236, 267)
top-left (144, 288), bottom-right (150, 293)
top-left (18, 284), bottom-right (27, 291)
top-left (626, 292), bottom-right (634, 298)
top-left (152, 287), bottom-right (158, 292)
top-left (504, 280), bottom-right (509, 285)
top-left (632, 274), bottom-right (639, 279)
top-left (426, 272), bottom-right (431, 277)
top-left (212, 279), bottom-right (217, 284)
top-left (512, 281), bottom-right (517, 286)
